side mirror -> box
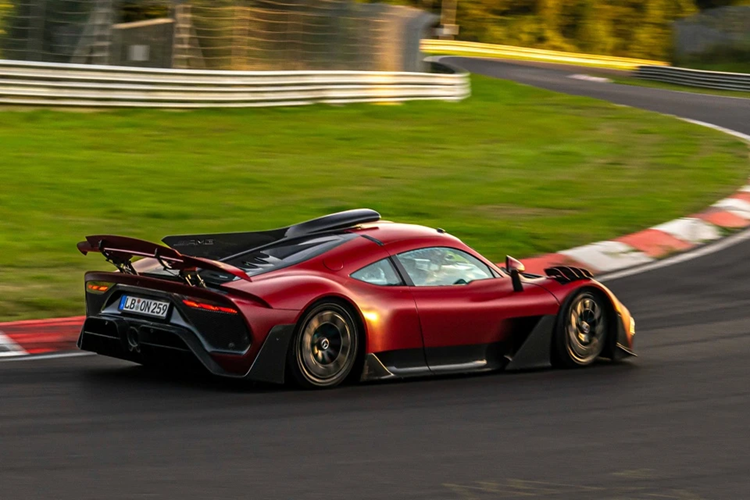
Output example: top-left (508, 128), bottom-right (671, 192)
top-left (506, 256), bottom-right (525, 292)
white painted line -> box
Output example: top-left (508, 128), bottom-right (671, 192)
top-left (0, 330), bottom-right (27, 357)
top-left (560, 241), bottom-right (654, 273)
top-left (628, 85), bottom-right (750, 102)
top-left (596, 116), bottom-right (750, 281)
top-left (0, 351), bottom-right (94, 362)
top-left (551, 112), bottom-right (750, 280)
top-left (679, 119), bottom-right (750, 143)
top-left (652, 217), bottom-right (722, 245)
top-left (568, 74), bottom-right (612, 83)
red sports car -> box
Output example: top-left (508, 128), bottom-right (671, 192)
top-left (77, 209), bottom-right (635, 388)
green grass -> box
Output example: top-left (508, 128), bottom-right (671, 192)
top-left (0, 75), bottom-right (747, 321)
top-left (611, 75), bottom-right (750, 99)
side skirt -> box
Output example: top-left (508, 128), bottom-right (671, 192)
top-left (361, 315), bottom-right (559, 381)
top-left (360, 349), bottom-right (431, 381)
top-left (360, 311), bottom-right (631, 382)
top-left (505, 315), bottom-right (556, 371)
top-left (360, 353), bottom-right (398, 381)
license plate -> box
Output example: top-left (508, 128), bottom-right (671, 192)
top-left (119, 295), bottom-right (170, 319)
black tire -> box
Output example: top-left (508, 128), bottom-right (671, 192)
top-left (552, 289), bottom-right (610, 368)
top-left (287, 301), bottom-right (360, 389)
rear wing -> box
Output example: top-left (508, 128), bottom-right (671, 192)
top-left (77, 235), bottom-right (252, 282)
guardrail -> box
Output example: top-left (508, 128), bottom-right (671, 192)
top-left (0, 59), bottom-right (470, 108)
top-left (636, 65), bottom-right (750, 92)
top-left (421, 39), bottom-right (667, 71)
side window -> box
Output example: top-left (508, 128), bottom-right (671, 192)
top-left (396, 247), bottom-right (494, 287)
top-left (351, 258), bottom-right (403, 286)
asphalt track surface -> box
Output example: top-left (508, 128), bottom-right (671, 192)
top-left (2, 59), bottom-right (749, 500)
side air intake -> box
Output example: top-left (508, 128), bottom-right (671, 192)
top-left (544, 266), bottom-right (594, 284)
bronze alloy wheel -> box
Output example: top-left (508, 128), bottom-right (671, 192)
top-left (555, 290), bottom-right (609, 367)
top-left (291, 302), bottom-right (359, 388)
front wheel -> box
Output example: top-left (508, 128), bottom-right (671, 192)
top-left (288, 302), bottom-right (360, 389)
top-left (553, 290), bottom-right (609, 367)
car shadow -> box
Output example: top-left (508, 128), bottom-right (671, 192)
top-left (79, 354), bottom-right (638, 398)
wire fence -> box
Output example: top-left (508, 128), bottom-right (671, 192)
top-left (188, 1), bottom-right (388, 70)
top-left (0, 0), bottom-right (435, 71)
top-left (2, 0), bottom-right (93, 63)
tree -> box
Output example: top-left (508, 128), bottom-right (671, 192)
top-left (629, 0), bottom-right (697, 59)
top-left (0, 1), bottom-right (12, 37)
top-left (448, 0), bottom-right (701, 59)
top-left (0, 0), bottom-right (16, 58)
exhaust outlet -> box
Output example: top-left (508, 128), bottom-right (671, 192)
top-left (126, 327), bottom-right (140, 352)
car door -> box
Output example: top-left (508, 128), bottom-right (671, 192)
top-left (394, 246), bottom-right (550, 373)
top-left (347, 255), bottom-right (429, 376)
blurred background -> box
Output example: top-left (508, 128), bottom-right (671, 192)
top-left (0, 0), bottom-right (436, 71)
top-left (0, 0), bottom-right (748, 71)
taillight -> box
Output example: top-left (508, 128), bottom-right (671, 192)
top-left (86, 281), bottom-right (113, 294)
top-left (182, 299), bottom-right (238, 314)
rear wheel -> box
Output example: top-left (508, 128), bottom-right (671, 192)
top-left (553, 290), bottom-right (609, 367)
top-left (288, 302), bottom-right (360, 389)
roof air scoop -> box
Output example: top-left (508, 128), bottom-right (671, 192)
top-left (286, 209), bottom-right (381, 238)
top-left (162, 208), bottom-right (381, 261)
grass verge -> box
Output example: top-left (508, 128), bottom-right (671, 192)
top-left (0, 75), bottom-right (747, 320)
